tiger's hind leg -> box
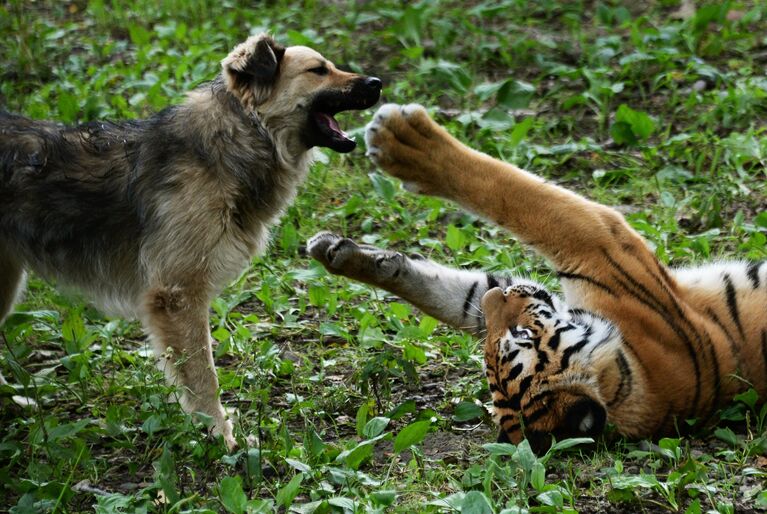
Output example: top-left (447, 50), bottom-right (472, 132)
top-left (307, 231), bottom-right (515, 335)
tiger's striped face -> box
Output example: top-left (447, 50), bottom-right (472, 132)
top-left (481, 283), bottom-right (608, 454)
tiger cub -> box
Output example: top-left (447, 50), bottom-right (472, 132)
top-left (307, 103), bottom-right (767, 453)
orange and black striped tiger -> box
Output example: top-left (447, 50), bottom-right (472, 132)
top-left (308, 103), bottom-right (767, 453)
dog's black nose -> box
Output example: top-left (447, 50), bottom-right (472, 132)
top-left (365, 77), bottom-right (382, 90)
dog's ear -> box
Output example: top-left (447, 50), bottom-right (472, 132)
top-left (222, 34), bottom-right (286, 107)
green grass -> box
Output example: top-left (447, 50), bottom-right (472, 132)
top-left (1, 1), bottom-right (766, 513)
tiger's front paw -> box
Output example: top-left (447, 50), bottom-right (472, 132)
top-left (364, 104), bottom-right (454, 195)
top-left (307, 231), bottom-right (355, 273)
top-left (307, 231), bottom-right (407, 283)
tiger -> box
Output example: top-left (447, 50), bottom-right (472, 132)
top-left (307, 103), bottom-right (767, 453)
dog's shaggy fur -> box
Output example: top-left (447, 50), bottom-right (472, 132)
top-left (0, 34), bottom-right (380, 448)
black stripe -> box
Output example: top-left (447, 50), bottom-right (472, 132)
top-left (525, 390), bottom-right (556, 407)
top-left (462, 281), bottom-right (478, 320)
top-left (501, 348), bottom-right (520, 364)
top-left (602, 250), bottom-right (703, 418)
top-left (557, 270), bottom-right (617, 297)
top-left (498, 415), bottom-right (521, 433)
top-left (547, 325), bottom-right (572, 351)
top-left (705, 307), bottom-right (739, 355)
top-left (523, 406), bottom-right (550, 426)
top-left (722, 273), bottom-right (745, 339)
top-left (487, 274), bottom-right (500, 291)
top-left (698, 308), bottom-right (725, 409)
top-left (559, 325), bottom-right (592, 371)
top-left (746, 261), bottom-right (762, 288)
top-left (607, 349), bottom-right (633, 408)
top-left (493, 398), bottom-right (519, 410)
top-left (507, 363), bottom-right (524, 381)
top-left (638, 257), bottom-right (724, 423)
top-left (496, 375), bottom-right (534, 411)
top-left (532, 289), bottom-right (555, 309)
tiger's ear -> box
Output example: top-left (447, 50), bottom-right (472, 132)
top-left (222, 34), bottom-right (286, 107)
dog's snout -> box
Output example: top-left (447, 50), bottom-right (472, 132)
top-left (364, 76), bottom-right (382, 90)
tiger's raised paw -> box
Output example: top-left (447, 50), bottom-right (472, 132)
top-left (364, 103), bottom-right (451, 195)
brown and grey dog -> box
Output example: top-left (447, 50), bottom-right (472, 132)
top-left (0, 34), bottom-right (381, 448)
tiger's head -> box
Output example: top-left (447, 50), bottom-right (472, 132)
top-left (481, 283), bottom-right (613, 454)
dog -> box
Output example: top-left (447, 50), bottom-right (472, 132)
top-left (0, 34), bottom-right (381, 449)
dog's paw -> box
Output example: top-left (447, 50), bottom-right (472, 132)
top-left (212, 418), bottom-right (237, 451)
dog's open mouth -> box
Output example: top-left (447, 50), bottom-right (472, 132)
top-left (311, 111), bottom-right (354, 152)
top-left (306, 78), bottom-right (381, 153)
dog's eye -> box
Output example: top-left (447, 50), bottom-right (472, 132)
top-left (307, 66), bottom-right (329, 76)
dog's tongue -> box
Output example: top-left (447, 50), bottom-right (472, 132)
top-left (314, 112), bottom-right (350, 141)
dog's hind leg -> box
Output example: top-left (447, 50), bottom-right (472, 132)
top-left (0, 247), bottom-right (26, 386)
top-left (0, 247), bottom-right (26, 326)
top-left (142, 284), bottom-right (235, 449)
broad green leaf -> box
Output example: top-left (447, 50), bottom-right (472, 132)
top-left (685, 499), bottom-right (702, 514)
top-left (219, 476), bottom-right (247, 514)
top-left (275, 473), bottom-right (304, 508)
top-left (418, 316), bottom-right (439, 337)
top-left (394, 420), bottom-right (431, 453)
top-left (482, 442), bottom-right (518, 457)
top-left (478, 108), bottom-right (515, 131)
top-left (403, 342), bottom-right (427, 365)
top-left (508, 117), bottom-right (533, 148)
top-left (461, 491), bottom-right (494, 514)
top-left (547, 437), bottom-right (594, 453)
top-left (155, 447), bottom-right (179, 505)
top-left (610, 121), bottom-right (637, 146)
top-left (536, 489), bottom-right (565, 508)
top-left (714, 427), bottom-right (738, 447)
top-left (452, 401), bottom-right (485, 422)
top-left (368, 172), bottom-right (397, 202)
top-left (497, 79), bottom-right (535, 109)
top-left (328, 497), bottom-right (358, 510)
top-left (371, 490), bottom-right (396, 506)
top-left (612, 104), bottom-right (655, 145)
top-left (514, 439), bottom-right (537, 471)
top-left (57, 91), bottom-right (79, 123)
top-left (285, 458), bottom-right (311, 473)
top-left (356, 403), bottom-right (370, 438)
top-left (446, 224), bottom-right (465, 251)
top-left (363, 417), bottom-right (391, 438)
top-left (531, 461), bottom-right (546, 490)
top-left (388, 400), bottom-right (417, 420)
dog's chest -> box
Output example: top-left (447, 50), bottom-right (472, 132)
top-left (209, 161), bottom-right (309, 284)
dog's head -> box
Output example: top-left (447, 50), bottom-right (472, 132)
top-left (222, 34), bottom-right (382, 153)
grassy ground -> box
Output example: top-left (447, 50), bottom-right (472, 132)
top-left (2, 1), bottom-right (767, 513)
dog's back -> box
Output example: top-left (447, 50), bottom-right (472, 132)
top-left (0, 111), bottom-right (147, 311)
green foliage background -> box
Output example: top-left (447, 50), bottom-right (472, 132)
top-left (1, 1), bottom-right (766, 512)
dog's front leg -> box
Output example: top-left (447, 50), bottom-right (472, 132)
top-left (143, 284), bottom-right (236, 450)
